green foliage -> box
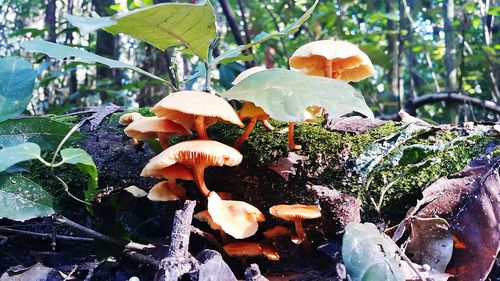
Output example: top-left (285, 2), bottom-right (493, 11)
top-left (0, 142), bottom-right (41, 172)
top-left (0, 57), bottom-right (37, 123)
top-left (67, 1), bottom-right (216, 60)
top-left (342, 223), bottom-right (405, 281)
top-left (0, 174), bottom-right (55, 221)
top-left (20, 40), bottom-right (169, 85)
top-left (0, 117), bottom-right (82, 150)
top-left (59, 148), bottom-right (98, 200)
top-left (222, 69), bottom-right (373, 122)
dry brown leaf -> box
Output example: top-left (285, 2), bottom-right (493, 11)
top-left (268, 152), bottom-right (308, 181)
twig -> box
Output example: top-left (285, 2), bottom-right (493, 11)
top-left (167, 200), bottom-right (196, 258)
top-left (218, 0), bottom-right (245, 46)
top-left (53, 215), bottom-right (154, 251)
top-left (123, 249), bottom-right (160, 268)
top-left (0, 226), bottom-right (93, 242)
top-left (405, 92), bottom-right (500, 115)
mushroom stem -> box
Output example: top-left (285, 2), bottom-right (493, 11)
top-left (233, 117), bottom-right (257, 148)
top-left (158, 133), bottom-right (169, 149)
top-left (287, 122), bottom-right (302, 150)
top-left (294, 219), bottom-right (310, 247)
top-left (194, 115), bottom-right (209, 140)
top-left (324, 61), bottom-right (333, 78)
top-left (193, 165), bottom-right (210, 197)
top-left (261, 119), bottom-right (274, 131)
top-left (167, 178), bottom-right (177, 188)
top-left (220, 229), bottom-right (230, 244)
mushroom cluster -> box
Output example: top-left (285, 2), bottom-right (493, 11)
top-left (121, 39), bottom-right (374, 267)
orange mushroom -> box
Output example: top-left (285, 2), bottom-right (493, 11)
top-left (263, 225), bottom-right (291, 240)
top-left (141, 163), bottom-right (194, 193)
top-left (147, 181), bottom-right (187, 201)
top-left (119, 112), bottom-right (143, 125)
top-left (142, 140), bottom-right (242, 196)
top-left (223, 241), bottom-right (279, 261)
top-left (269, 204), bottom-right (321, 246)
top-left (194, 210), bottom-right (229, 243)
top-left (124, 116), bottom-right (191, 149)
top-left (289, 40), bottom-right (375, 81)
top-left (207, 192), bottom-right (265, 239)
top-left (151, 91), bottom-right (243, 139)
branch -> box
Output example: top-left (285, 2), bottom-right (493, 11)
top-left (218, 0), bottom-right (245, 46)
top-left (405, 92), bottom-right (500, 115)
top-left (0, 226), bottom-right (93, 242)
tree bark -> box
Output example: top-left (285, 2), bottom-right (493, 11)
top-left (44, 0), bottom-right (56, 43)
top-left (385, 0), bottom-right (400, 100)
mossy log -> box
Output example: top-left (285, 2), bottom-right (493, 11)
top-left (56, 113), bottom-right (499, 226)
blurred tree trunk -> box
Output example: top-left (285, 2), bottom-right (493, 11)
top-left (65, 0), bottom-right (78, 95)
top-left (442, 0), bottom-right (459, 122)
top-left (93, 0), bottom-right (120, 102)
top-left (405, 0), bottom-right (421, 100)
top-left (385, 0), bottom-right (399, 100)
top-left (44, 0), bottom-right (56, 42)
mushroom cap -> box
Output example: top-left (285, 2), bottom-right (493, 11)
top-left (232, 66), bottom-right (267, 85)
top-left (142, 140), bottom-right (243, 171)
top-left (208, 192), bottom-right (265, 239)
top-left (239, 102), bottom-right (270, 121)
top-left (119, 112), bottom-right (144, 125)
top-left (289, 40), bottom-right (375, 82)
top-left (141, 163), bottom-right (194, 181)
top-left (147, 181), bottom-right (186, 201)
top-left (151, 91), bottom-right (244, 129)
top-left (124, 117), bottom-right (192, 141)
top-left (263, 225), bottom-right (291, 239)
top-left (194, 210), bottom-right (221, 230)
top-left (223, 242), bottom-right (279, 260)
top-left (269, 204), bottom-right (321, 221)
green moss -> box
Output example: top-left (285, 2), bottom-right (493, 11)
top-left (50, 115), bottom-right (79, 124)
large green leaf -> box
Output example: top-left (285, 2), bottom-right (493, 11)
top-left (221, 69), bottom-right (374, 122)
top-left (60, 148), bottom-right (98, 200)
top-left (342, 223), bottom-right (405, 281)
top-left (0, 174), bottom-right (55, 221)
top-left (66, 1), bottom-right (216, 60)
top-left (0, 117), bottom-right (82, 150)
top-left (212, 0), bottom-right (318, 65)
top-left (20, 40), bottom-right (169, 84)
top-left (0, 142), bottom-right (41, 172)
top-left (0, 57), bottom-right (37, 123)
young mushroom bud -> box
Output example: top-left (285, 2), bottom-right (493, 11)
top-left (147, 181), bottom-right (187, 201)
top-left (151, 91), bottom-right (243, 140)
top-left (289, 40), bottom-right (375, 81)
top-left (223, 241), bottom-right (280, 261)
top-left (269, 204), bottom-right (321, 247)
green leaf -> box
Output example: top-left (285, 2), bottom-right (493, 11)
top-left (66, 1), bottom-right (216, 60)
top-left (0, 174), bottom-right (55, 222)
top-left (20, 40), bottom-right (169, 84)
top-left (0, 57), bottom-right (37, 123)
top-left (221, 69), bottom-right (373, 122)
top-left (212, 0), bottom-right (319, 65)
top-left (0, 143), bottom-right (41, 172)
top-left (59, 148), bottom-right (98, 200)
top-left (0, 117), bottom-right (82, 150)
top-left (342, 223), bottom-right (405, 281)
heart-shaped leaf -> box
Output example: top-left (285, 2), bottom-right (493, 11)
top-left (342, 223), bottom-right (405, 281)
top-left (221, 69), bottom-right (373, 122)
top-left (21, 40), bottom-right (169, 85)
top-left (0, 174), bottom-right (55, 221)
top-left (0, 142), bottom-right (41, 172)
top-left (66, 1), bottom-right (216, 60)
top-left (0, 57), bottom-right (37, 123)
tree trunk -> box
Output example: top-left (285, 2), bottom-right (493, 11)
top-left (442, 0), bottom-right (460, 122)
top-left (385, 0), bottom-right (399, 101)
top-left (44, 0), bottom-right (56, 43)
top-left (93, 0), bottom-right (120, 102)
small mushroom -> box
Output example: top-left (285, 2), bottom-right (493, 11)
top-left (151, 91), bottom-right (244, 139)
top-left (263, 225), bottom-right (291, 240)
top-left (119, 112), bottom-right (144, 125)
top-left (141, 163), bottom-right (194, 190)
top-left (223, 242), bottom-right (279, 261)
top-left (207, 192), bottom-right (265, 239)
top-left (269, 204), bottom-right (321, 246)
top-left (142, 140), bottom-right (242, 196)
top-left (124, 116), bottom-right (191, 149)
top-left (147, 181), bottom-right (187, 201)
top-left (289, 40), bottom-right (375, 81)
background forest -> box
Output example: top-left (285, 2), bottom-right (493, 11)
top-left (0, 0), bottom-right (498, 123)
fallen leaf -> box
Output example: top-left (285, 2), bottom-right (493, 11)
top-left (416, 157), bottom-right (500, 281)
top-left (268, 152), bottom-right (308, 181)
top-left (405, 217), bottom-right (453, 273)
top-left (324, 115), bottom-right (386, 133)
top-left (398, 110), bottom-right (431, 126)
top-left (84, 103), bottom-right (121, 130)
top-left (124, 185), bottom-right (147, 198)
